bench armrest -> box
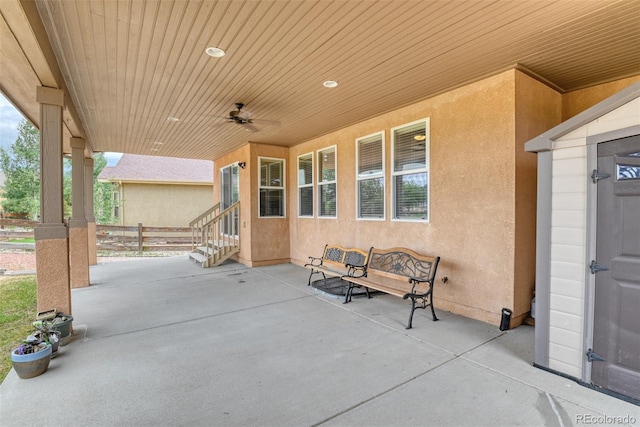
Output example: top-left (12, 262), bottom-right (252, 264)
top-left (407, 276), bottom-right (433, 295)
top-left (345, 263), bottom-right (366, 278)
top-left (305, 256), bottom-right (323, 267)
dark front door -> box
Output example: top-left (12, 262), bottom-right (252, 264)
top-left (592, 135), bottom-right (640, 401)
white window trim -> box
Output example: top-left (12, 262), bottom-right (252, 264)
top-left (318, 145), bottom-right (338, 219)
top-left (391, 117), bottom-right (430, 222)
top-left (297, 152), bottom-right (314, 218)
top-left (258, 156), bottom-right (286, 219)
top-left (356, 131), bottom-right (385, 221)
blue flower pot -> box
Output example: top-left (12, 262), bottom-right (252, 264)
top-left (11, 343), bottom-right (52, 379)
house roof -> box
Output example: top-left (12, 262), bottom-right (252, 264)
top-left (525, 82), bottom-right (640, 152)
top-left (98, 154), bottom-right (213, 185)
top-left (2, 1), bottom-right (640, 160)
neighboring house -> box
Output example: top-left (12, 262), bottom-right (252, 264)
top-left (525, 82), bottom-right (640, 403)
top-left (98, 154), bottom-right (213, 227)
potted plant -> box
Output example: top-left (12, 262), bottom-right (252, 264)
top-left (36, 309), bottom-right (73, 345)
top-left (50, 313), bottom-right (73, 345)
top-left (10, 337), bottom-right (52, 379)
top-left (32, 320), bottom-right (62, 357)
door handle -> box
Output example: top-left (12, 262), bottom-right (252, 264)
top-left (590, 260), bottom-right (609, 274)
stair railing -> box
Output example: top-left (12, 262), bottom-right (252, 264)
top-left (189, 203), bottom-right (220, 251)
top-left (201, 201), bottom-right (241, 266)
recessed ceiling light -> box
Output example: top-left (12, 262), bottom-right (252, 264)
top-left (323, 80), bottom-right (338, 88)
top-left (167, 117), bottom-right (180, 122)
top-left (150, 148), bottom-right (159, 152)
top-left (152, 141), bottom-right (163, 145)
top-left (205, 46), bottom-right (225, 57)
top-left (414, 135), bottom-right (426, 141)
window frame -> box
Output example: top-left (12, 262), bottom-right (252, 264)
top-left (297, 152), bottom-right (314, 218)
top-left (391, 118), bottom-right (430, 222)
top-left (355, 131), bottom-right (385, 221)
top-left (258, 156), bottom-right (286, 218)
top-left (317, 145), bottom-right (338, 219)
top-left (112, 190), bottom-right (120, 219)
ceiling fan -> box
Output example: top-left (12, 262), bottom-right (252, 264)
top-left (222, 102), bottom-right (280, 133)
top-left (224, 103), bottom-right (258, 132)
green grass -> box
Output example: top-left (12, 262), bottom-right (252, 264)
top-left (0, 275), bottom-right (37, 383)
top-left (8, 238), bottom-right (35, 243)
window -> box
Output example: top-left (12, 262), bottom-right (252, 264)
top-left (297, 153), bottom-right (314, 217)
top-left (112, 191), bottom-right (119, 219)
top-left (392, 118), bottom-right (429, 221)
top-left (356, 132), bottom-right (385, 219)
top-left (617, 151), bottom-right (640, 180)
top-left (259, 157), bottom-right (285, 217)
top-left (318, 146), bottom-right (337, 217)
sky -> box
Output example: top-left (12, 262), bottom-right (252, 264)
top-left (0, 93), bottom-right (24, 153)
top-left (0, 92), bottom-right (122, 166)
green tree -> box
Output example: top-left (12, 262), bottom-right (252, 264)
top-left (92, 153), bottom-right (115, 224)
top-left (0, 119), bottom-right (40, 219)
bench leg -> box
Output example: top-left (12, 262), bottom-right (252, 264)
top-left (407, 298), bottom-right (417, 329)
top-left (307, 269), bottom-right (316, 286)
top-left (344, 281), bottom-right (353, 304)
top-left (429, 297), bottom-right (439, 322)
top-left (428, 287), bottom-right (439, 322)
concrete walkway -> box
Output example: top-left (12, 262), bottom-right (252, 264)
top-left (1, 256), bottom-right (638, 426)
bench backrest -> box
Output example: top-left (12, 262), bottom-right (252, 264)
top-left (322, 244), bottom-right (369, 267)
top-left (366, 247), bottom-right (439, 282)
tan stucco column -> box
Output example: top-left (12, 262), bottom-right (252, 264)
top-left (35, 86), bottom-right (71, 314)
top-left (85, 157), bottom-right (98, 265)
top-left (69, 138), bottom-right (90, 288)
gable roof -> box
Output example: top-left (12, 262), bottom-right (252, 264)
top-left (98, 154), bottom-right (213, 185)
top-left (525, 82), bottom-right (640, 153)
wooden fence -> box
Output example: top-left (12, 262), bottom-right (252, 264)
top-left (0, 219), bottom-right (192, 253)
top-left (97, 224), bottom-right (191, 252)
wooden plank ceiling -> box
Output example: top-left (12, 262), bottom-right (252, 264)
top-left (2, 0), bottom-right (640, 160)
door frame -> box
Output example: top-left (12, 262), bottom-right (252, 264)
top-left (583, 125), bottom-right (640, 385)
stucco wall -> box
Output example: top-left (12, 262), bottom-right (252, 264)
top-left (212, 144), bottom-right (291, 266)
top-left (118, 183), bottom-right (214, 227)
top-left (547, 96), bottom-right (640, 378)
top-left (514, 73), bottom-right (562, 321)
top-left (288, 70), bottom-right (531, 325)
top-left (562, 75), bottom-right (640, 121)
top-left (213, 145), bottom-right (252, 265)
top-left (210, 70), bottom-right (569, 326)
top-left (250, 144), bottom-right (290, 265)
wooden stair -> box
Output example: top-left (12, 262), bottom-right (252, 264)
top-left (188, 202), bottom-right (240, 267)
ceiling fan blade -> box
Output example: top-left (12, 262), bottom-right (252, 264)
top-left (242, 123), bottom-right (259, 132)
top-left (251, 119), bottom-right (281, 127)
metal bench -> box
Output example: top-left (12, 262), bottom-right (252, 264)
top-left (343, 247), bottom-right (441, 329)
top-left (304, 244), bottom-right (369, 286)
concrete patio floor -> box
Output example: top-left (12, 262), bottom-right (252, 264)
top-left (1, 256), bottom-right (638, 426)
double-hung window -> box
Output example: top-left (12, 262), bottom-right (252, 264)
top-left (356, 132), bottom-right (385, 219)
top-left (259, 157), bottom-right (285, 217)
top-left (297, 153), bottom-right (314, 217)
top-left (318, 146), bottom-right (337, 218)
top-left (392, 118), bottom-right (429, 221)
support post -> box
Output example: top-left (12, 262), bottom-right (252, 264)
top-left (34, 86), bottom-right (71, 314)
top-left (69, 138), bottom-right (90, 288)
top-left (85, 157), bottom-right (98, 265)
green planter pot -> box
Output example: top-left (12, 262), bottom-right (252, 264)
top-left (51, 315), bottom-right (73, 342)
top-left (11, 343), bottom-right (52, 379)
